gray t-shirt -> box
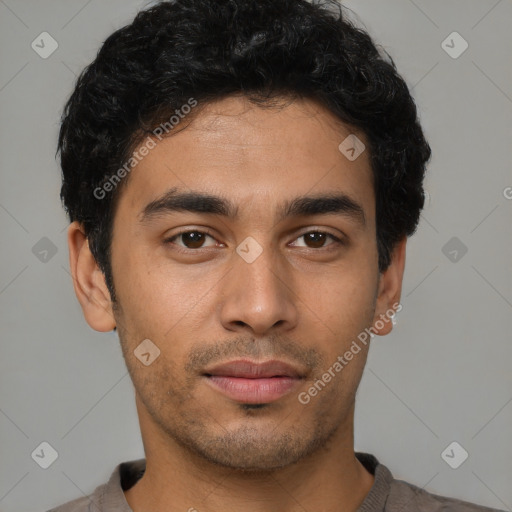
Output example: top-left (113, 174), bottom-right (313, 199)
top-left (47, 452), bottom-right (505, 512)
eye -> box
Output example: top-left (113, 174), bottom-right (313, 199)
top-left (165, 230), bottom-right (219, 249)
top-left (164, 229), bottom-right (344, 251)
top-left (290, 231), bottom-right (343, 249)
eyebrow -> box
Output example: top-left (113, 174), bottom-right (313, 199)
top-left (139, 187), bottom-right (366, 227)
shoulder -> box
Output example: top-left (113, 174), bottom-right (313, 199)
top-left (45, 459), bottom-right (145, 512)
top-left (46, 488), bottom-right (106, 512)
top-left (387, 478), bottom-right (506, 512)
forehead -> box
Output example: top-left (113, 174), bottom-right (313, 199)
top-left (116, 95), bottom-right (375, 223)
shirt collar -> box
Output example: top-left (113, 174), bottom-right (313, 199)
top-left (100, 452), bottom-right (393, 512)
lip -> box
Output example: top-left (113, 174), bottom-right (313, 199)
top-left (202, 359), bottom-right (305, 404)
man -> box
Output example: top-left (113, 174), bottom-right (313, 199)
top-left (50, 0), bottom-right (504, 510)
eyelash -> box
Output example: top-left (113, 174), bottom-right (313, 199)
top-left (164, 229), bottom-right (345, 251)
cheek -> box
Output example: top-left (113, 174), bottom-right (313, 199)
top-left (113, 255), bottom-right (226, 369)
top-left (302, 342), bottom-right (370, 417)
top-left (299, 264), bottom-right (377, 334)
top-left (294, 261), bottom-right (377, 391)
top-left (111, 244), bottom-right (191, 326)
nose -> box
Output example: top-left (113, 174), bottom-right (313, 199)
top-left (218, 245), bottom-right (299, 335)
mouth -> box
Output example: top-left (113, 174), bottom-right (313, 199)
top-left (202, 359), bottom-right (305, 404)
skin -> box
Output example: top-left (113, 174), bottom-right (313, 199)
top-left (68, 94), bottom-right (406, 512)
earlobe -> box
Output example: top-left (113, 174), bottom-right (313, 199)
top-left (372, 237), bottom-right (407, 336)
top-left (67, 221), bottom-right (116, 332)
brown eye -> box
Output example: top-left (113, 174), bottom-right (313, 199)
top-left (181, 231), bottom-right (207, 248)
top-left (167, 230), bottom-right (217, 249)
top-left (303, 232), bottom-right (328, 248)
top-left (291, 231), bottom-right (341, 249)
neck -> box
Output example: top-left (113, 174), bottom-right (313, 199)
top-left (125, 395), bottom-right (375, 512)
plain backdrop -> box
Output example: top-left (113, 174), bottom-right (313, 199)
top-left (0, 1), bottom-right (511, 511)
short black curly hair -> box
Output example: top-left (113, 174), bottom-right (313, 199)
top-left (57, 0), bottom-right (431, 303)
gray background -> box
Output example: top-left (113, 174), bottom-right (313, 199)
top-left (0, 0), bottom-right (511, 511)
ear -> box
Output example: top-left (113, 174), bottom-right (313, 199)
top-left (67, 221), bottom-right (116, 332)
top-left (372, 236), bottom-right (406, 336)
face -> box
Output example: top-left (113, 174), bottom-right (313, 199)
top-left (77, 95), bottom-right (403, 472)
